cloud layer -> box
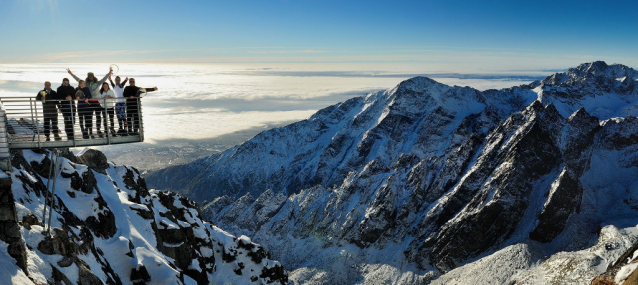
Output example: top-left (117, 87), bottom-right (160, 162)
top-left (0, 63), bottom-right (545, 141)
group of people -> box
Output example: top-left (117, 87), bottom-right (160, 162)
top-left (36, 67), bottom-right (158, 140)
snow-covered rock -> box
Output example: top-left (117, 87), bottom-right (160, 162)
top-left (147, 61), bottom-right (638, 284)
top-left (3, 149), bottom-right (289, 285)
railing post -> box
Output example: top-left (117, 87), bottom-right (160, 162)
top-left (138, 97), bottom-right (144, 142)
top-left (71, 100), bottom-right (77, 147)
top-left (103, 98), bottom-right (110, 144)
top-left (31, 98), bottom-right (41, 148)
top-left (0, 104), bottom-right (11, 171)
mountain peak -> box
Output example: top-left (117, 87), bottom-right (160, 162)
top-left (540, 61), bottom-right (637, 87)
top-left (571, 60), bottom-right (635, 77)
top-left (394, 76), bottom-right (449, 93)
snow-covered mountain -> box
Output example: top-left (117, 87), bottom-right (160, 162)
top-left (1, 149), bottom-right (289, 284)
top-left (147, 61), bottom-right (638, 284)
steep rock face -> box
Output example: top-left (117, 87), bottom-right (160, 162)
top-left (5, 149), bottom-right (289, 285)
top-left (149, 76), bottom-right (536, 202)
top-left (149, 62), bottom-right (638, 284)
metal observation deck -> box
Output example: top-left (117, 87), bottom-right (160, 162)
top-left (0, 97), bottom-right (145, 170)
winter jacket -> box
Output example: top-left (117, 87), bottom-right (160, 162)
top-left (109, 78), bottom-right (128, 104)
top-left (75, 87), bottom-right (92, 109)
top-left (123, 85), bottom-right (156, 110)
top-left (36, 89), bottom-right (60, 118)
top-left (95, 89), bottom-right (116, 109)
top-left (56, 84), bottom-right (76, 113)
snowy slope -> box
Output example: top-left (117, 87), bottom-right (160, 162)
top-left (147, 61), bottom-right (638, 284)
top-left (5, 149), bottom-right (289, 285)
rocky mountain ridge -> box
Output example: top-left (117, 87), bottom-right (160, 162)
top-left (147, 61), bottom-right (638, 284)
top-left (1, 148), bottom-right (289, 285)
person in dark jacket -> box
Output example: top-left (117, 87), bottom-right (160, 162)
top-left (36, 81), bottom-right (61, 141)
top-left (56, 78), bottom-right (76, 140)
top-left (122, 78), bottom-right (157, 134)
top-left (75, 80), bottom-right (93, 139)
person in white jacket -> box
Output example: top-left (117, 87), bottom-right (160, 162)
top-left (96, 82), bottom-right (117, 136)
top-left (67, 67), bottom-right (112, 136)
top-left (109, 75), bottom-right (128, 134)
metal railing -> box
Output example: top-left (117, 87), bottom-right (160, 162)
top-left (0, 97), bottom-right (144, 150)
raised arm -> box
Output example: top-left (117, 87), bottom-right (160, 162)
top-left (108, 77), bottom-right (115, 88)
top-left (67, 68), bottom-right (81, 82)
top-left (97, 71), bottom-right (112, 87)
top-left (120, 77), bottom-right (129, 88)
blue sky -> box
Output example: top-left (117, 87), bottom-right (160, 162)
top-left (1, 0), bottom-right (637, 71)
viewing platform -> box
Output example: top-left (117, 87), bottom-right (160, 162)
top-left (0, 97), bottom-right (145, 170)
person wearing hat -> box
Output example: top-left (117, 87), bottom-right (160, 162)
top-left (56, 78), bottom-right (76, 140)
top-left (36, 81), bottom-right (62, 141)
top-left (67, 67), bottom-right (112, 137)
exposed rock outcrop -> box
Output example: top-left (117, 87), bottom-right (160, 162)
top-left (6, 149), bottom-right (289, 284)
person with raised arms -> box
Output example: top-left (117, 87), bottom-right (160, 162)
top-left (108, 75), bottom-right (128, 135)
top-left (67, 68), bottom-right (112, 137)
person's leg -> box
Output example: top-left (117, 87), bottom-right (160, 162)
top-left (115, 103), bottom-right (124, 133)
top-left (43, 117), bottom-right (51, 140)
top-left (132, 112), bottom-right (140, 133)
top-left (85, 108), bottom-right (93, 137)
top-left (108, 108), bottom-right (116, 135)
top-left (63, 112), bottom-right (74, 139)
top-left (126, 105), bottom-right (134, 133)
top-left (78, 108), bottom-right (85, 138)
top-left (94, 106), bottom-right (102, 134)
top-left (51, 114), bottom-right (60, 140)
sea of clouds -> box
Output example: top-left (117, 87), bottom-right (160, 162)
top-left (0, 63), bottom-right (550, 170)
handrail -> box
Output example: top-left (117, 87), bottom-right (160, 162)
top-left (0, 96), bottom-right (144, 149)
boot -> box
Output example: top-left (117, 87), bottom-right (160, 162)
top-left (89, 128), bottom-right (95, 139)
top-left (54, 134), bottom-right (62, 141)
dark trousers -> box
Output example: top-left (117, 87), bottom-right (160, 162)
top-left (62, 112), bottom-right (75, 139)
top-left (78, 106), bottom-right (92, 134)
top-left (106, 108), bottom-right (115, 131)
top-left (126, 102), bottom-right (140, 133)
top-left (59, 102), bottom-right (75, 139)
top-left (92, 105), bottom-right (104, 131)
top-left (43, 116), bottom-right (58, 137)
